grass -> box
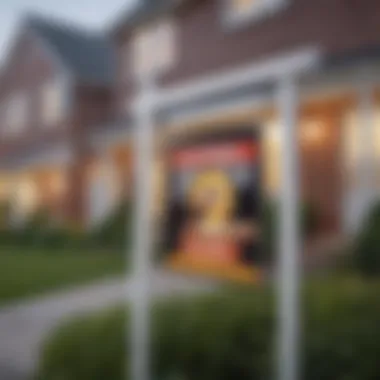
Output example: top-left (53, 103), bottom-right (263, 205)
top-left (0, 248), bottom-right (126, 306)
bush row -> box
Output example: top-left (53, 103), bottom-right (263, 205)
top-left (0, 199), bottom-right (319, 255)
top-left (0, 200), bottom-right (132, 252)
top-left (37, 279), bottom-right (380, 380)
top-left (353, 201), bottom-right (380, 276)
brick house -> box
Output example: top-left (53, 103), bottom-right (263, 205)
top-left (2, 0), bottom-right (380, 235)
top-left (0, 14), bottom-right (116, 227)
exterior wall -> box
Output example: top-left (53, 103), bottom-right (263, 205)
top-left (0, 29), bottom-right (65, 153)
top-left (161, 0), bottom-right (380, 85)
top-left (299, 109), bottom-right (344, 233)
top-left (114, 33), bottom-right (135, 120)
top-left (62, 84), bottom-right (115, 225)
top-left (0, 28), bottom-right (115, 228)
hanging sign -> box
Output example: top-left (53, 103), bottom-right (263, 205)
top-left (163, 129), bottom-right (262, 283)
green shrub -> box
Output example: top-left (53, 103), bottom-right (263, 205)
top-left (37, 308), bottom-right (125, 380)
top-left (353, 201), bottom-right (380, 277)
top-left (8, 208), bottom-right (53, 247)
top-left (0, 202), bottom-right (131, 251)
top-left (263, 200), bottom-right (319, 260)
top-left (36, 280), bottom-right (380, 380)
top-left (0, 200), bottom-right (10, 228)
top-left (91, 199), bottom-right (132, 251)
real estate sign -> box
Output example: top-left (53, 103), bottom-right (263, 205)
top-left (163, 129), bottom-right (262, 283)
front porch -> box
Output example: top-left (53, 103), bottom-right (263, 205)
top-left (89, 82), bottom-right (380, 241)
top-left (151, 69), bottom-right (380, 241)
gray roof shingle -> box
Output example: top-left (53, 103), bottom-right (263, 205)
top-left (26, 14), bottom-right (115, 86)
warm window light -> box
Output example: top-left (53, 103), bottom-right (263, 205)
top-left (232, 0), bottom-right (260, 14)
top-left (13, 179), bottom-right (38, 213)
top-left (301, 120), bottom-right (326, 145)
top-left (49, 173), bottom-right (67, 197)
top-left (266, 122), bottom-right (281, 143)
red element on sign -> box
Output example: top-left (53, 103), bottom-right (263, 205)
top-left (172, 141), bottom-right (257, 169)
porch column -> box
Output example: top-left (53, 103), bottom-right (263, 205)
top-left (357, 80), bottom-right (376, 223)
top-left (277, 76), bottom-right (301, 380)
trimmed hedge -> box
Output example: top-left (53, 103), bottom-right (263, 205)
top-left (90, 199), bottom-right (132, 251)
top-left (0, 201), bottom-right (132, 252)
top-left (37, 279), bottom-right (380, 380)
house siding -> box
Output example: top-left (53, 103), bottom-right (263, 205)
top-left (0, 29), bottom-right (58, 145)
top-left (0, 26), bottom-right (115, 227)
top-left (159, 0), bottom-right (380, 85)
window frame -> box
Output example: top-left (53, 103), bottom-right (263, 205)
top-left (40, 78), bottom-right (64, 128)
top-left (5, 93), bottom-right (28, 136)
top-left (223, 0), bottom-right (289, 28)
top-left (131, 18), bottom-right (178, 79)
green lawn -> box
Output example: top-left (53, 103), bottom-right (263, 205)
top-left (0, 248), bottom-right (126, 306)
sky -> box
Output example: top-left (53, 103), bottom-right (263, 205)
top-left (0, 0), bottom-right (138, 62)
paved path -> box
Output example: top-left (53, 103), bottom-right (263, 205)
top-left (0, 271), bottom-right (216, 380)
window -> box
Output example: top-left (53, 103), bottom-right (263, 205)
top-left (6, 94), bottom-right (27, 136)
top-left (41, 79), bottom-right (64, 127)
top-left (132, 20), bottom-right (177, 78)
top-left (263, 119), bottom-right (281, 199)
top-left (225, 0), bottom-right (287, 26)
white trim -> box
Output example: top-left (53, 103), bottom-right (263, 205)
top-left (163, 92), bottom-right (272, 127)
top-left (93, 48), bottom-right (322, 151)
top-left (137, 47), bottom-right (321, 111)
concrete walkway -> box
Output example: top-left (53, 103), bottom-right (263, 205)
top-left (0, 270), bottom-right (216, 380)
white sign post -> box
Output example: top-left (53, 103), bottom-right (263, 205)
top-left (130, 76), bottom-right (156, 380)
top-left (277, 76), bottom-right (301, 380)
top-left (129, 45), bottom-right (318, 380)
top-left (130, 21), bottom-right (175, 380)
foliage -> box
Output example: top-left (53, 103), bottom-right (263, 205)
top-left (0, 200), bottom-right (11, 227)
top-left (0, 200), bottom-right (133, 252)
top-left (263, 200), bottom-right (319, 260)
top-left (353, 201), bottom-right (380, 277)
top-left (36, 279), bottom-right (380, 380)
top-left (90, 199), bottom-right (133, 251)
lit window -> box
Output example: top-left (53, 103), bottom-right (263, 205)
top-left (226, 0), bottom-right (287, 25)
top-left (6, 94), bottom-right (27, 135)
top-left (263, 120), bottom-right (281, 199)
top-left (132, 20), bottom-right (177, 78)
top-left (233, 0), bottom-right (261, 15)
top-left (41, 80), bottom-right (63, 127)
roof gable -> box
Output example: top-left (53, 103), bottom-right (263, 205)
top-left (110, 0), bottom-right (194, 37)
top-left (26, 14), bottom-right (115, 86)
